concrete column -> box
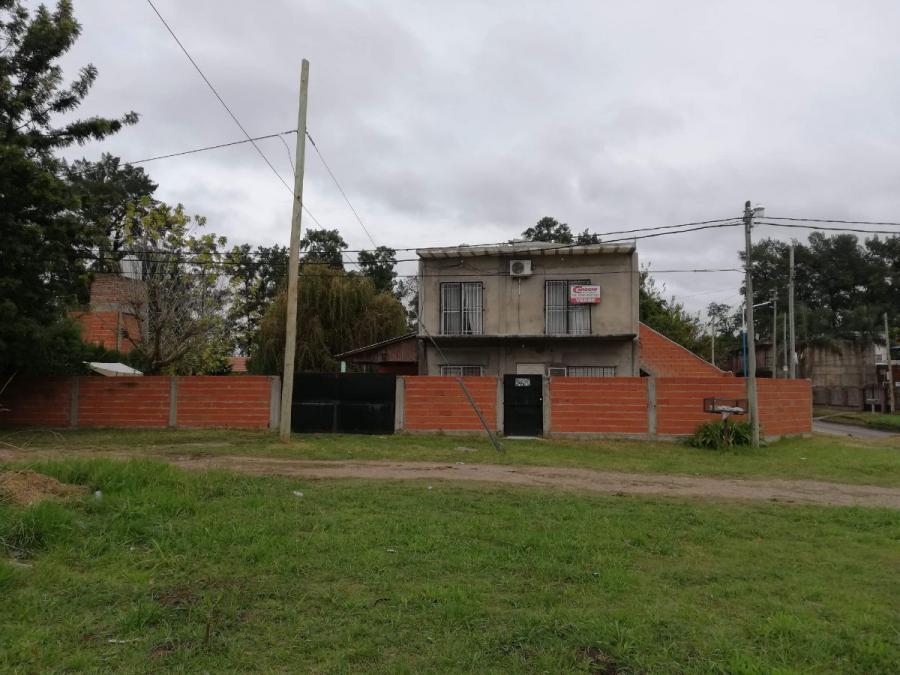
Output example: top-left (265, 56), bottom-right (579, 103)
top-left (394, 376), bottom-right (406, 432)
top-left (542, 375), bottom-right (551, 436)
top-left (647, 376), bottom-right (657, 437)
top-left (69, 376), bottom-right (79, 429)
top-left (269, 376), bottom-right (281, 432)
top-left (168, 376), bottom-right (178, 428)
top-left (495, 376), bottom-right (504, 434)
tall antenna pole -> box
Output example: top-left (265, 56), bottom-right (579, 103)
top-left (744, 200), bottom-right (761, 447)
top-left (788, 243), bottom-right (796, 378)
top-left (279, 59), bottom-right (310, 441)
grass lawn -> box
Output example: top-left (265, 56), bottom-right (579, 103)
top-left (814, 409), bottom-right (900, 433)
top-left (1, 458), bottom-right (898, 673)
top-left (4, 427), bottom-right (900, 487)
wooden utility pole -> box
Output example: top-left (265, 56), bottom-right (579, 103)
top-left (788, 244), bottom-right (796, 378)
top-left (744, 200), bottom-right (761, 447)
top-left (279, 59), bottom-right (310, 442)
top-left (886, 312), bottom-right (896, 414)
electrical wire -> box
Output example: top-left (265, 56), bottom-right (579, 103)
top-left (305, 131), bottom-right (379, 248)
top-left (763, 216), bottom-right (900, 228)
top-left (144, 0), bottom-right (294, 196)
top-left (755, 221), bottom-right (898, 235)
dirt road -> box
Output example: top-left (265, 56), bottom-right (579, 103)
top-left (2, 448), bottom-right (898, 508)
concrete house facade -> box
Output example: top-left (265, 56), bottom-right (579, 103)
top-left (415, 241), bottom-right (640, 377)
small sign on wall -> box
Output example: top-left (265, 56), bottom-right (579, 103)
top-left (569, 284), bottom-right (601, 304)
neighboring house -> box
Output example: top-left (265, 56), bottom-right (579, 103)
top-left (335, 333), bottom-right (418, 375)
top-left (414, 241), bottom-right (640, 376)
top-left (70, 274), bottom-right (144, 354)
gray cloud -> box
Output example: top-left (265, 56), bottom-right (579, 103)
top-left (44, 0), bottom-right (900, 314)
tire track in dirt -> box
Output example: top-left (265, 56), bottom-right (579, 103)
top-left (2, 448), bottom-right (898, 508)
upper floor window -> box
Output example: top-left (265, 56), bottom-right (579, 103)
top-left (567, 366), bottom-right (616, 377)
top-left (440, 282), bottom-right (483, 334)
top-left (545, 280), bottom-right (591, 335)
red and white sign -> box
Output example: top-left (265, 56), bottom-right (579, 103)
top-left (569, 284), bottom-right (601, 304)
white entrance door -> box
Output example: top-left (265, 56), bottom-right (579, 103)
top-left (516, 363), bottom-right (545, 375)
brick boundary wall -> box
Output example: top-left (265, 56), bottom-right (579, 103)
top-left (550, 377), bottom-right (649, 435)
top-left (2, 374), bottom-right (811, 439)
top-left (0, 376), bottom-right (278, 430)
top-left (400, 375), bottom-right (811, 440)
top-left (403, 376), bottom-right (498, 432)
top-left (639, 323), bottom-right (730, 377)
top-left (654, 376), bottom-right (749, 436)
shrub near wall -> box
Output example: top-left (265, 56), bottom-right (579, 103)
top-left (404, 376), bottom-right (497, 432)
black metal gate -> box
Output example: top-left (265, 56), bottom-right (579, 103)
top-left (292, 373), bottom-right (396, 434)
top-left (503, 374), bottom-right (543, 437)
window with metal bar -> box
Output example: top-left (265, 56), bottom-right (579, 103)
top-left (567, 366), bottom-right (616, 377)
top-left (440, 282), bottom-right (483, 334)
top-left (545, 280), bottom-right (591, 335)
top-left (440, 365), bottom-right (485, 376)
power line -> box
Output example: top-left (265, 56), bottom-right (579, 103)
top-left (764, 216), bottom-right (900, 228)
top-left (118, 130), bottom-right (298, 167)
top-left (756, 222), bottom-right (899, 235)
top-left (144, 0), bottom-right (294, 194)
top-left (305, 131), bottom-right (379, 248)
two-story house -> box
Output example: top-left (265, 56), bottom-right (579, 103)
top-left (415, 241), bottom-right (640, 376)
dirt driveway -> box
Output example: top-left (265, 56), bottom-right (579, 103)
top-left (2, 448), bottom-right (898, 508)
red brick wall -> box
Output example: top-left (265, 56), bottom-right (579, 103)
top-left (0, 377), bottom-right (73, 427)
top-left (404, 376), bottom-right (497, 431)
top-left (69, 310), bottom-right (141, 354)
top-left (1, 376), bottom-right (273, 430)
top-left (177, 376), bottom-right (271, 428)
top-left (640, 323), bottom-right (728, 377)
top-left (758, 379), bottom-right (813, 436)
top-left (550, 377), bottom-right (649, 434)
top-left (77, 377), bottom-right (171, 428)
top-left (655, 376), bottom-right (748, 436)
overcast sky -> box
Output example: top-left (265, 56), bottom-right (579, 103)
top-left (50, 0), bottom-right (900, 315)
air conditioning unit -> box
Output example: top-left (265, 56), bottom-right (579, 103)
top-left (509, 259), bottom-right (533, 277)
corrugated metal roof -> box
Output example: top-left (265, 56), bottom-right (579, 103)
top-left (416, 241), bottom-right (636, 259)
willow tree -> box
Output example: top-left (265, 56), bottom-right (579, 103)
top-left (250, 267), bottom-right (408, 373)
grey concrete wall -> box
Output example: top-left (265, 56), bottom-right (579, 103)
top-left (418, 252), bottom-right (638, 338)
top-left (421, 339), bottom-right (635, 376)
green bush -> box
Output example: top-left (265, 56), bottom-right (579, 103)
top-left (690, 419), bottom-right (754, 450)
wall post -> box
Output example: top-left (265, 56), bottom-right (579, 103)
top-left (495, 376), bottom-right (504, 434)
top-left (394, 376), bottom-right (406, 431)
top-left (647, 376), bottom-right (657, 438)
top-left (542, 375), bottom-right (551, 436)
top-left (168, 376), bottom-right (178, 428)
top-left (69, 376), bottom-right (80, 429)
top-left (269, 376), bottom-right (282, 432)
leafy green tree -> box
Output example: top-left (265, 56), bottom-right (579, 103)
top-left (357, 246), bottom-right (397, 294)
top-left (122, 200), bottom-right (233, 374)
top-left (226, 244), bottom-right (288, 355)
top-left (745, 233), bottom-right (899, 343)
top-left (300, 228), bottom-right (347, 269)
top-left (522, 217), bottom-right (574, 244)
top-left (250, 267), bottom-right (408, 373)
top-left (67, 153), bottom-right (157, 273)
top-left (0, 0), bottom-right (137, 376)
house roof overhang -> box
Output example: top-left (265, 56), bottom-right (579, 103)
top-left (416, 242), bottom-right (636, 259)
top-left (421, 333), bottom-right (637, 345)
